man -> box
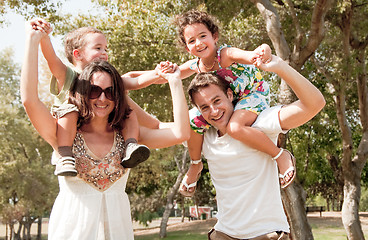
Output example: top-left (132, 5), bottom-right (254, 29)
top-left (186, 55), bottom-right (325, 240)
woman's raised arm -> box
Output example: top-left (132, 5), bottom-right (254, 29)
top-left (21, 21), bottom-right (58, 149)
top-left (139, 67), bottom-right (190, 149)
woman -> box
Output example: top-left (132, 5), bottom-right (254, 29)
top-left (21, 23), bottom-right (190, 240)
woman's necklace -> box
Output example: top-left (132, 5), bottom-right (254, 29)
top-left (200, 57), bottom-right (217, 71)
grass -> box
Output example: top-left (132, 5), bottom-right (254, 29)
top-left (135, 231), bottom-right (206, 240)
top-left (135, 217), bottom-right (368, 240)
top-left (311, 224), bottom-right (368, 240)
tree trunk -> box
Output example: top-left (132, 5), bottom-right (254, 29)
top-left (338, 5), bottom-right (367, 239)
top-left (281, 184), bottom-right (314, 240)
top-left (37, 216), bottom-right (42, 240)
top-left (180, 197), bottom-right (185, 222)
top-left (159, 197), bottom-right (174, 239)
top-left (14, 223), bottom-right (21, 240)
top-left (279, 134), bottom-right (314, 240)
top-left (159, 149), bottom-right (189, 238)
top-left (159, 171), bottom-right (185, 238)
top-left (342, 179), bottom-right (365, 240)
top-left (250, 0), bottom-right (333, 238)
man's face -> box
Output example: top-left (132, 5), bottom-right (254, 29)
top-left (192, 84), bottom-right (234, 136)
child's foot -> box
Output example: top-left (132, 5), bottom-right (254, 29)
top-left (54, 156), bottom-right (78, 177)
top-left (179, 160), bottom-right (203, 197)
top-left (273, 149), bottom-right (296, 188)
top-left (121, 143), bottom-right (150, 168)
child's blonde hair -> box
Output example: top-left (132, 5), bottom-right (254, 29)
top-left (64, 27), bottom-right (105, 64)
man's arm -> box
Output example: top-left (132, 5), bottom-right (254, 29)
top-left (258, 56), bottom-right (325, 130)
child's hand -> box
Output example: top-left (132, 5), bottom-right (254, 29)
top-left (160, 64), bottom-right (180, 82)
top-left (29, 18), bottom-right (52, 36)
top-left (155, 61), bottom-right (179, 84)
top-left (156, 61), bottom-right (176, 74)
top-left (256, 54), bottom-right (283, 73)
top-left (25, 19), bottom-right (49, 41)
top-left (253, 44), bottom-right (272, 67)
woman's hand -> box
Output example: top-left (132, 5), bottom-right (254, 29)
top-left (159, 64), bottom-right (181, 82)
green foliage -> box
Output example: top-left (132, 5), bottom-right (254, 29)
top-left (0, 0), bottom-right (63, 26)
top-left (52, 0), bottom-right (368, 216)
top-left (2, 1), bottom-right (368, 234)
top-left (133, 210), bottom-right (159, 227)
top-left (360, 187), bottom-right (368, 211)
top-left (0, 50), bottom-right (57, 236)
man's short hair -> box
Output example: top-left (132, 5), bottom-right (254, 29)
top-left (188, 72), bottom-right (229, 106)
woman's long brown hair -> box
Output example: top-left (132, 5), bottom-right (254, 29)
top-left (68, 61), bottom-right (132, 131)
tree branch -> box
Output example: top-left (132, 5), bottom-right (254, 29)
top-left (299, 0), bottom-right (334, 68)
top-left (250, 0), bottom-right (290, 60)
top-left (284, 0), bottom-right (304, 57)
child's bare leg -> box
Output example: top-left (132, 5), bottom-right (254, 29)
top-left (122, 109), bottom-right (139, 141)
top-left (227, 109), bottom-right (295, 185)
top-left (180, 130), bottom-right (203, 196)
top-left (121, 109), bottom-right (150, 168)
top-left (56, 111), bottom-right (78, 176)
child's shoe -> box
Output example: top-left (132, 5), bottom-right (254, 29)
top-left (55, 146), bottom-right (77, 176)
top-left (121, 142), bottom-right (150, 168)
top-left (54, 156), bottom-right (78, 176)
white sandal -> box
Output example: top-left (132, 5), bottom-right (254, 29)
top-left (179, 159), bottom-right (202, 197)
top-left (273, 149), bottom-right (296, 189)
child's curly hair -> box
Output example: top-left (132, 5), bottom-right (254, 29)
top-left (174, 9), bottom-right (220, 50)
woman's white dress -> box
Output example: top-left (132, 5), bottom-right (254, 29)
top-left (48, 132), bottom-right (134, 240)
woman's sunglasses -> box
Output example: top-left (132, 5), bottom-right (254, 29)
top-left (89, 85), bottom-right (114, 101)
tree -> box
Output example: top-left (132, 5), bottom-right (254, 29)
top-left (0, 49), bottom-right (57, 240)
top-left (0, 0), bottom-right (63, 26)
top-left (247, 1), bottom-right (334, 239)
top-left (39, 0), bottom-right (367, 238)
top-left (159, 148), bottom-right (188, 238)
top-left (311, 1), bottom-right (368, 238)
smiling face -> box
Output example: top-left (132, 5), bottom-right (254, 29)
top-left (183, 23), bottom-right (218, 59)
top-left (89, 71), bottom-right (115, 119)
top-left (192, 84), bottom-right (234, 136)
top-left (76, 33), bottom-right (108, 68)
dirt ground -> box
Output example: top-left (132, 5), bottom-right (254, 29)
top-left (133, 211), bottom-right (368, 236)
top-left (0, 212), bottom-right (367, 238)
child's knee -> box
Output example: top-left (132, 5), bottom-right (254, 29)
top-left (226, 120), bottom-right (242, 137)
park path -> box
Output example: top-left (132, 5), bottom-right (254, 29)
top-left (0, 212), bottom-right (367, 238)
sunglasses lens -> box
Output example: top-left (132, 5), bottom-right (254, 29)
top-left (90, 85), bottom-right (102, 99)
top-left (89, 85), bottom-right (114, 100)
top-left (104, 87), bottom-right (114, 100)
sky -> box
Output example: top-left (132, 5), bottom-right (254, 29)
top-left (0, 0), bottom-right (98, 64)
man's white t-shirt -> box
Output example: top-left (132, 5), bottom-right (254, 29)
top-left (202, 106), bottom-right (290, 239)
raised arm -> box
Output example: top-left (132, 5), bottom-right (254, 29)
top-left (138, 67), bottom-right (190, 148)
top-left (21, 21), bottom-right (58, 149)
top-left (123, 61), bottom-right (177, 90)
top-left (122, 70), bottom-right (162, 90)
top-left (258, 55), bottom-right (325, 130)
top-left (222, 44), bottom-right (271, 67)
top-left (32, 18), bottom-right (68, 93)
